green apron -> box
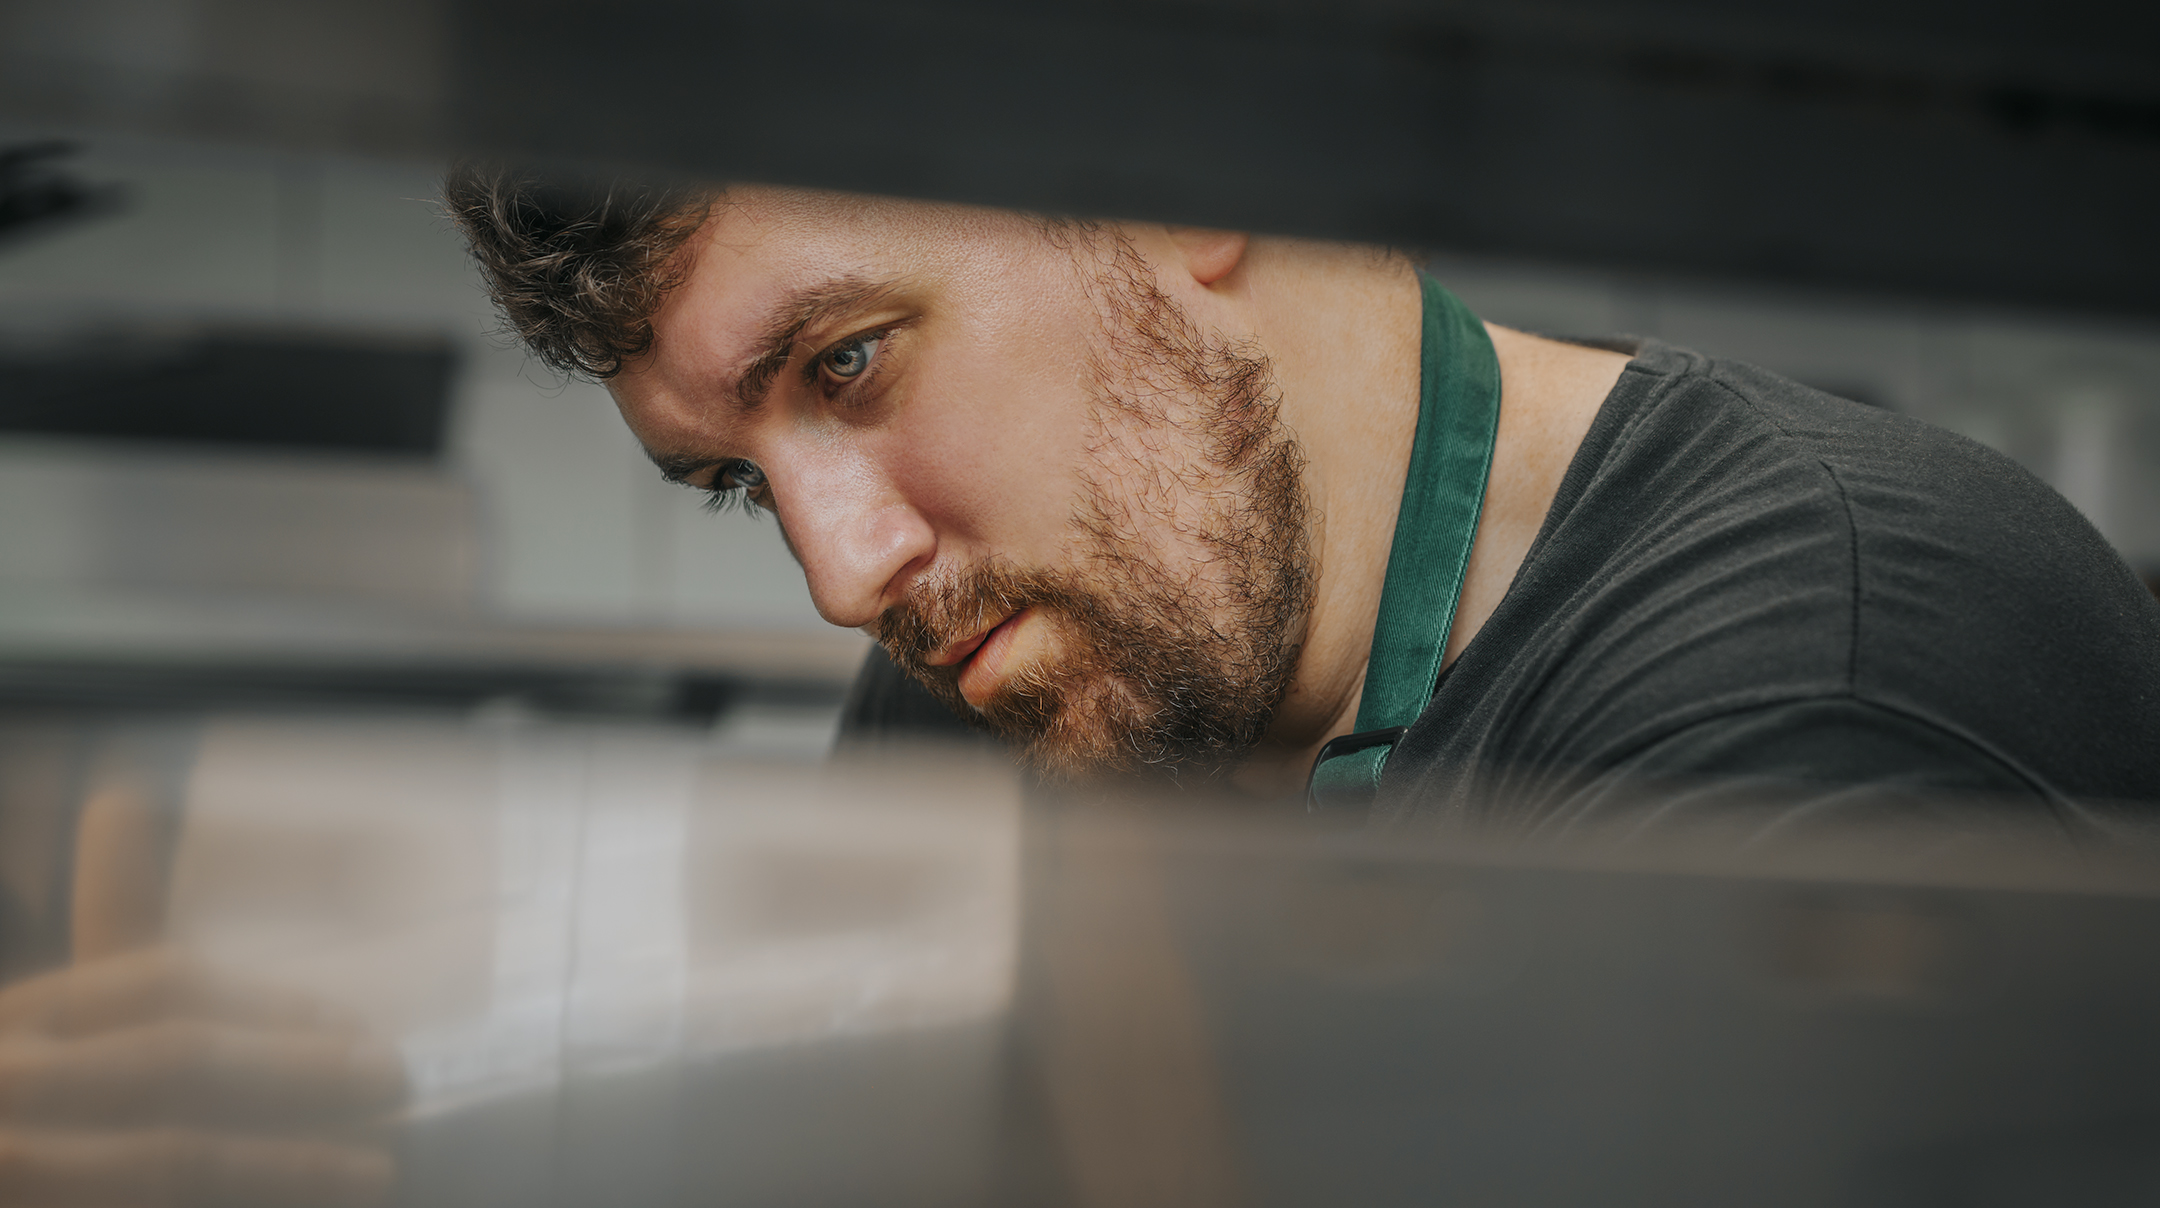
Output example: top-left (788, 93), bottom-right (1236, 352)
top-left (1305, 273), bottom-right (1503, 811)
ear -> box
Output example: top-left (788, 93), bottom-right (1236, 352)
top-left (1165, 226), bottom-right (1249, 287)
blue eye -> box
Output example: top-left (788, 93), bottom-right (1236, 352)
top-left (700, 459), bottom-right (768, 515)
top-left (722, 459), bottom-right (766, 491)
top-left (822, 334), bottom-right (880, 381)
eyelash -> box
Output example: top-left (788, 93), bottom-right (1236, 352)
top-left (698, 324), bottom-right (901, 516)
top-left (699, 460), bottom-right (768, 516)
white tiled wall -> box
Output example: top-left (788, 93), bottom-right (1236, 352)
top-left (0, 134), bottom-right (822, 630)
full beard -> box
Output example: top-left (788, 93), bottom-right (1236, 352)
top-left (879, 241), bottom-right (1315, 782)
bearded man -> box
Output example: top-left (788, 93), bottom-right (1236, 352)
top-left (447, 169), bottom-right (2160, 827)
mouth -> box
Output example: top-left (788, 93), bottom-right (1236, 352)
top-left (924, 614), bottom-right (1007, 669)
top-left (931, 608), bottom-right (1034, 709)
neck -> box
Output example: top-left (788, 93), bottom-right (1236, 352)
top-left (1223, 245), bottom-right (1629, 797)
top-left (1228, 241), bottom-right (1423, 795)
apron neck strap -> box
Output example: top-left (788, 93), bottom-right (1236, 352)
top-left (1307, 274), bottom-right (1503, 811)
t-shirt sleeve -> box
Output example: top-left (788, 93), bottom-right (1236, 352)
top-left (1538, 697), bottom-right (2073, 842)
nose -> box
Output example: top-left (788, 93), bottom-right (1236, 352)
top-left (771, 446), bottom-right (935, 629)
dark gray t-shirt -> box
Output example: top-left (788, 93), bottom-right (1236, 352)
top-left (1382, 338), bottom-right (2160, 831)
top-left (837, 340), bottom-right (2160, 825)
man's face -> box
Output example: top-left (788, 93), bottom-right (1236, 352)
top-left (609, 188), bottom-right (1312, 778)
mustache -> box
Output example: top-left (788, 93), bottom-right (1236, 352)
top-left (875, 561), bottom-right (1112, 749)
top-left (876, 562), bottom-right (1089, 673)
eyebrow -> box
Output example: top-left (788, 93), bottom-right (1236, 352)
top-left (733, 273), bottom-right (900, 410)
top-left (646, 273), bottom-right (901, 486)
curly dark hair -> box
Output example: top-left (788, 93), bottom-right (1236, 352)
top-left (442, 161), bottom-right (719, 380)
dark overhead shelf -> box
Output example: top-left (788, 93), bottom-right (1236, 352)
top-left (447, 0), bottom-right (2160, 317)
top-left (0, 327), bottom-right (457, 456)
top-left (0, 0), bottom-right (2154, 316)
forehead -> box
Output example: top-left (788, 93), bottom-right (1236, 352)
top-left (698, 186), bottom-right (1045, 273)
top-left (646, 188), bottom-right (1056, 370)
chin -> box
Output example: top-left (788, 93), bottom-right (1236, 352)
top-left (1005, 677), bottom-right (1267, 787)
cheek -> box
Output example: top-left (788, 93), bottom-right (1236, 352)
top-left (885, 337), bottom-right (1097, 562)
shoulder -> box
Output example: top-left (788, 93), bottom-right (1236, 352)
top-left (1383, 341), bottom-right (2160, 821)
top-left (1407, 345), bottom-right (1863, 777)
top-left (1685, 350), bottom-right (2160, 800)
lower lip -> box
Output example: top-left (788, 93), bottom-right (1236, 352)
top-left (958, 609), bottom-right (1032, 708)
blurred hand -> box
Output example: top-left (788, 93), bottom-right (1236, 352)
top-left (0, 786), bottom-right (406, 1207)
top-left (0, 949), bottom-right (406, 1207)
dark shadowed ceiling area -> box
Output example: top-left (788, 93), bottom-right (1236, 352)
top-left (3, 0), bottom-right (2156, 313)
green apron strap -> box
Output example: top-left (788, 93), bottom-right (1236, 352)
top-left (1307, 274), bottom-right (1502, 811)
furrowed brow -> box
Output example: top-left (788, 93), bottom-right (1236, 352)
top-left (731, 275), bottom-right (900, 409)
top-left (645, 276), bottom-right (903, 486)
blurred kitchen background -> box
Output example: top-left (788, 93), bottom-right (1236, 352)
top-left (0, 8), bottom-right (2157, 1205)
top-left (0, 147), bottom-right (864, 749)
top-left (0, 0), bottom-right (2155, 735)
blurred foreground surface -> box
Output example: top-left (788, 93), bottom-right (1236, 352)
top-left (2, 714), bottom-right (2158, 1207)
